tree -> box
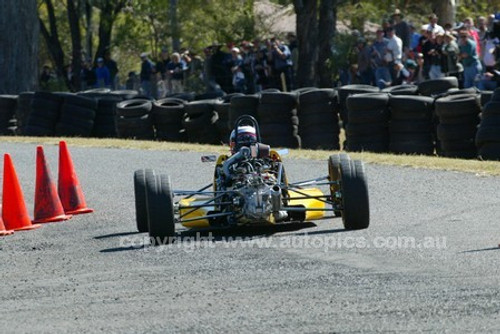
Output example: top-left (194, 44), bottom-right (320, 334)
top-left (0, 0), bottom-right (39, 93)
top-left (93, 0), bottom-right (128, 60)
top-left (170, 0), bottom-right (180, 52)
top-left (317, 0), bottom-right (337, 88)
top-left (67, 0), bottom-right (83, 90)
top-left (294, 0), bottom-right (318, 87)
top-left (433, 0), bottom-right (456, 26)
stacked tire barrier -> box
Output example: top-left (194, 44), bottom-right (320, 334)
top-left (115, 99), bottom-right (155, 140)
top-left (182, 99), bottom-right (219, 144)
top-left (0, 95), bottom-right (18, 135)
top-left (92, 95), bottom-right (122, 138)
top-left (228, 95), bottom-right (259, 130)
top-left (16, 92), bottom-right (34, 135)
top-left (480, 91), bottom-right (493, 107)
top-left (417, 76), bottom-right (459, 96)
top-left (215, 93), bottom-right (243, 143)
top-left (258, 92), bottom-right (300, 148)
top-left (345, 93), bottom-right (390, 153)
top-left (24, 92), bottom-right (64, 136)
top-left (476, 88), bottom-right (500, 160)
top-left (152, 98), bottom-right (187, 142)
top-left (435, 94), bottom-right (481, 159)
top-left (389, 95), bottom-right (435, 155)
top-left (5, 84), bottom-right (499, 161)
top-left (382, 84), bottom-right (418, 96)
top-left (297, 88), bottom-right (340, 150)
top-left (109, 89), bottom-right (139, 101)
top-left (55, 94), bottom-right (97, 137)
top-left (337, 84), bottom-right (379, 127)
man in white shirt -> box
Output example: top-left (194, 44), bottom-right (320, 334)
top-left (386, 27), bottom-right (403, 82)
top-left (425, 13), bottom-right (445, 35)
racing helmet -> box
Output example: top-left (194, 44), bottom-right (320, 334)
top-left (230, 125), bottom-right (257, 154)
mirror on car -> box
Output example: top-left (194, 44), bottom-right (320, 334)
top-left (201, 155), bottom-right (217, 162)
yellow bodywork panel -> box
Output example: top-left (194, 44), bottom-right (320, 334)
top-left (178, 188), bottom-right (326, 228)
top-left (288, 188), bottom-right (326, 220)
top-left (178, 197), bottom-right (212, 228)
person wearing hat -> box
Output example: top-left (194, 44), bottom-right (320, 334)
top-left (103, 49), bottom-right (118, 89)
top-left (229, 46), bottom-right (246, 93)
top-left (409, 23), bottom-right (421, 52)
top-left (441, 32), bottom-right (463, 78)
top-left (95, 57), bottom-right (111, 88)
top-left (392, 9), bottom-right (411, 53)
top-left (427, 32), bottom-right (445, 79)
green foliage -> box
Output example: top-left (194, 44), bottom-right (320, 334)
top-left (456, 0), bottom-right (500, 21)
top-left (178, 0), bottom-right (254, 51)
top-left (113, 0), bottom-right (255, 84)
top-left (328, 32), bottom-right (358, 84)
top-left (38, 0), bottom-right (73, 65)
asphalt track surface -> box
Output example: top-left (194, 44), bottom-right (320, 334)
top-left (1, 142), bottom-right (499, 333)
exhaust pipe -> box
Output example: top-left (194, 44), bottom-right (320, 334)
top-left (271, 185), bottom-right (287, 222)
top-left (271, 185), bottom-right (281, 211)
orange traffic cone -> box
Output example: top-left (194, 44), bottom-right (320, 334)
top-left (34, 146), bottom-right (73, 223)
top-left (0, 207), bottom-right (14, 236)
top-left (2, 154), bottom-right (41, 231)
top-left (58, 141), bottom-right (93, 215)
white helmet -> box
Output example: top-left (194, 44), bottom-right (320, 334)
top-left (229, 125), bottom-right (257, 154)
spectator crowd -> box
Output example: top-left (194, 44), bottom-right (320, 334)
top-left (348, 10), bottom-right (500, 91)
top-left (40, 10), bottom-right (500, 97)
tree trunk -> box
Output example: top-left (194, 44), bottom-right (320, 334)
top-left (68, 0), bottom-right (82, 91)
top-left (294, 0), bottom-right (318, 88)
top-left (95, 0), bottom-right (126, 60)
top-left (40, 0), bottom-right (70, 90)
top-left (433, 0), bottom-right (456, 27)
top-left (0, 0), bottom-right (39, 93)
top-left (84, 1), bottom-right (93, 61)
top-left (318, 0), bottom-right (337, 88)
top-left (170, 0), bottom-right (180, 52)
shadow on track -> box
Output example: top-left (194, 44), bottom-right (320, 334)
top-left (460, 246), bottom-right (500, 254)
top-left (94, 231), bottom-right (142, 239)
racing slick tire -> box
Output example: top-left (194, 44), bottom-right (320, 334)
top-left (328, 153), bottom-right (351, 217)
top-left (339, 159), bottom-right (369, 230)
top-left (146, 172), bottom-right (175, 245)
top-left (134, 169), bottom-right (154, 233)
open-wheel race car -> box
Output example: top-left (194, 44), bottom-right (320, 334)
top-left (134, 116), bottom-right (369, 244)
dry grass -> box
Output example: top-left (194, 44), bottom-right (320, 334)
top-left (1, 136), bottom-right (499, 176)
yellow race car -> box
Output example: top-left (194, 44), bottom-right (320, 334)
top-left (134, 116), bottom-right (369, 244)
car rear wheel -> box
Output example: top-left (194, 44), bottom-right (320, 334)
top-left (340, 159), bottom-right (369, 230)
top-left (134, 169), bottom-right (153, 232)
top-left (328, 153), bottom-right (351, 217)
top-left (146, 171), bottom-right (176, 245)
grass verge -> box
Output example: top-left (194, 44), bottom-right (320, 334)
top-left (1, 136), bottom-right (499, 176)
